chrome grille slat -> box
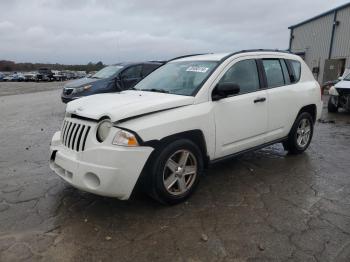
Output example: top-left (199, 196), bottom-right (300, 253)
top-left (63, 121), bottom-right (70, 145)
top-left (60, 119), bottom-right (91, 152)
top-left (64, 122), bottom-right (72, 146)
top-left (61, 121), bottom-right (68, 142)
top-left (68, 123), bottom-right (77, 148)
top-left (82, 126), bottom-right (91, 151)
top-left (76, 126), bottom-right (85, 152)
top-left (72, 124), bottom-right (81, 151)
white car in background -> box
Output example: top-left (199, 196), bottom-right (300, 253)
top-left (50, 50), bottom-right (322, 204)
top-left (328, 70), bottom-right (350, 112)
top-left (24, 72), bottom-right (38, 81)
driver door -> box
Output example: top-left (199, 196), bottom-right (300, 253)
top-left (121, 65), bottom-right (142, 90)
top-left (213, 59), bottom-right (268, 158)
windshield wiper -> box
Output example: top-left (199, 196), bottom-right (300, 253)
top-left (140, 88), bottom-right (170, 93)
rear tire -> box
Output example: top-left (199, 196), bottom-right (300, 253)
top-left (146, 139), bottom-right (203, 205)
top-left (284, 112), bottom-right (314, 154)
top-left (328, 96), bottom-right (338, 113)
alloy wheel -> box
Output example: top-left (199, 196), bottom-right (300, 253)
top-left (162, 150), bottom-right (198, 196)
top-left (296, 118), bottom-right (311, 148)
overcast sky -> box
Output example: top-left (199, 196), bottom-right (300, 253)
top-left (0, 0), bottom-right (348, 64)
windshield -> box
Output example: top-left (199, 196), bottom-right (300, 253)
top-left (344, 71), bottom-right (350, 81)
top-left (92, 65), bottom-right (123, 79)
top-left (134, 61), bottom-right (218, 96)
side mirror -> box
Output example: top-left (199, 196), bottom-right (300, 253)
top-left (338, 77), bottom-right (343, 81)
top-left (212, 83), bottom-right (240, 101)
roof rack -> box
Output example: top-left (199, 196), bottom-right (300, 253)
top-left (240, 49), bottom-right (291, 54)
top-left (220, 49), bottom-right (292, 61)
top-left (167, 53), bottom-right (211, 62)
top-left (165, 49), bottom-right (293, 64)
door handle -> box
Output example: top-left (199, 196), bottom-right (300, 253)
top-left (254, 97), bottom-right (266, 103)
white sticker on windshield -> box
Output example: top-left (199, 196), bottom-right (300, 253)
top-left (186, 66), bottom-right (209, 73)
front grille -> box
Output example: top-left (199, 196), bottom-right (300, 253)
top-left (63, 88), bottom-right (74, 95)
top-left (336, 88), bottom-right (350, 96)
top-left (60, 119), bottom-right (91, 151)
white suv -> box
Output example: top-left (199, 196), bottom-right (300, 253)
top-left (50, 50), bottom-right (322, 204)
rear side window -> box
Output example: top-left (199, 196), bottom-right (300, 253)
top-left (122, 65), bottom-right (142, 79)
top-left (219, 59), bottom-right (260, 94)
top-left (289, 60), bottom-right (301, 82)
top-left (262, 59), bottom-right (284, 88)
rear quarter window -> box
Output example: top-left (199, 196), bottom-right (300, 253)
top-left (289, 60), bottom-right (301, 82)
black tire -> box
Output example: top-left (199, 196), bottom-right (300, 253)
top-left (283, 112), bottom-right (314, 154)
top-left (146, 139), bottom-right (203, 205)
top-left (328, 96), bottom-right (338, 113)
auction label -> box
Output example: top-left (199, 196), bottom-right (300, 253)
top-left (186, 66), bottom-right (209, 73)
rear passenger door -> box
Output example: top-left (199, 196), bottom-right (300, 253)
top-left (261, 58), bottom-right (298, 142)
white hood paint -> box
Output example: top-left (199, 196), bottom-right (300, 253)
top-left (335, 80), bottom-right (350, 89)
top-left (66, 90), bottom-right (195, 122)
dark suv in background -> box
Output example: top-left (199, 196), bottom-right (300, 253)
top-left (61, 61), bottom-right (163, 103)
top-left (37, 68), bottom-right (55, 81)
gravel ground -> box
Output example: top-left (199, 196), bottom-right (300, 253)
top-left (0, 83), bottom-right (350, 262)
top-left (0, 81), bottom-right (66, 96)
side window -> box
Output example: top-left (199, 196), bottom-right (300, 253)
top-left (142, 64), bottom-right (160, 77)
top-left (289, 60), bottom-right (301, 82)
top-left (262, 59), bottom-right (285, 88)
top-left (280, 59), bottom-right (291, 84)
top-left (219, 59), bottom-right (260, 94)
top-left (122, 65), bottom-right (142, 79)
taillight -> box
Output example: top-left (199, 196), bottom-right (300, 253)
top-left (319, 84), bottom-right (323, 100)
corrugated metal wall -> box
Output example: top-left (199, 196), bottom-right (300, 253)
top-left (291, 14), bottom-right (334, 83)
top-left (290, 5), bottom-right (350, 83)
top-left (332, 5), bottom-right (350, 68)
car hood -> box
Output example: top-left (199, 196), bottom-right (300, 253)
top-left (66, 90), bottom-right (195, 122)
top-left (64, 77), bottom-right (100, 88)
top-left (335, 80), bottom-right (350, 89)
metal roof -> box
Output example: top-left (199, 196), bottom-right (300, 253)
top-left (288, 2), bottom-right (350, 29)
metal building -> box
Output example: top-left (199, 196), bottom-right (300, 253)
top-left (289, 2), bottom-right (350, 84)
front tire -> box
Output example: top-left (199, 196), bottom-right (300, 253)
top-left (147, 139), bottom-right (203, 205)
top-left (283, 112), bottom-right (314, 154)
top-left (328, 96), bottom-right (338, 113)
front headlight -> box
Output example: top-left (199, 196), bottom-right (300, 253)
top-left (328, 86), bottom-right (339, 96)
top-left (96, 119), bottom-right (112, 142)
top-left (112, 130), bottom-right (139, 147)
top-left (75, 85), bottom-right (92, 93)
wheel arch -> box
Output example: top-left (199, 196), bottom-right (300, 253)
top-left (297, 104), bottom-right (317, 123)
top-left (132, 129), bottom-right (209, 199)
top-left (143, 129), bottom-right (209, 167)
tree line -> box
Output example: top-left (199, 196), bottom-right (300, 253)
top-left (0, 60), bottom-right (105, 72)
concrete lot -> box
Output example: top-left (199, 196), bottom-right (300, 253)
top-left (0, 82), bottom-right (350, 262)
top-left (0, 81), bottom-right (66, 97)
